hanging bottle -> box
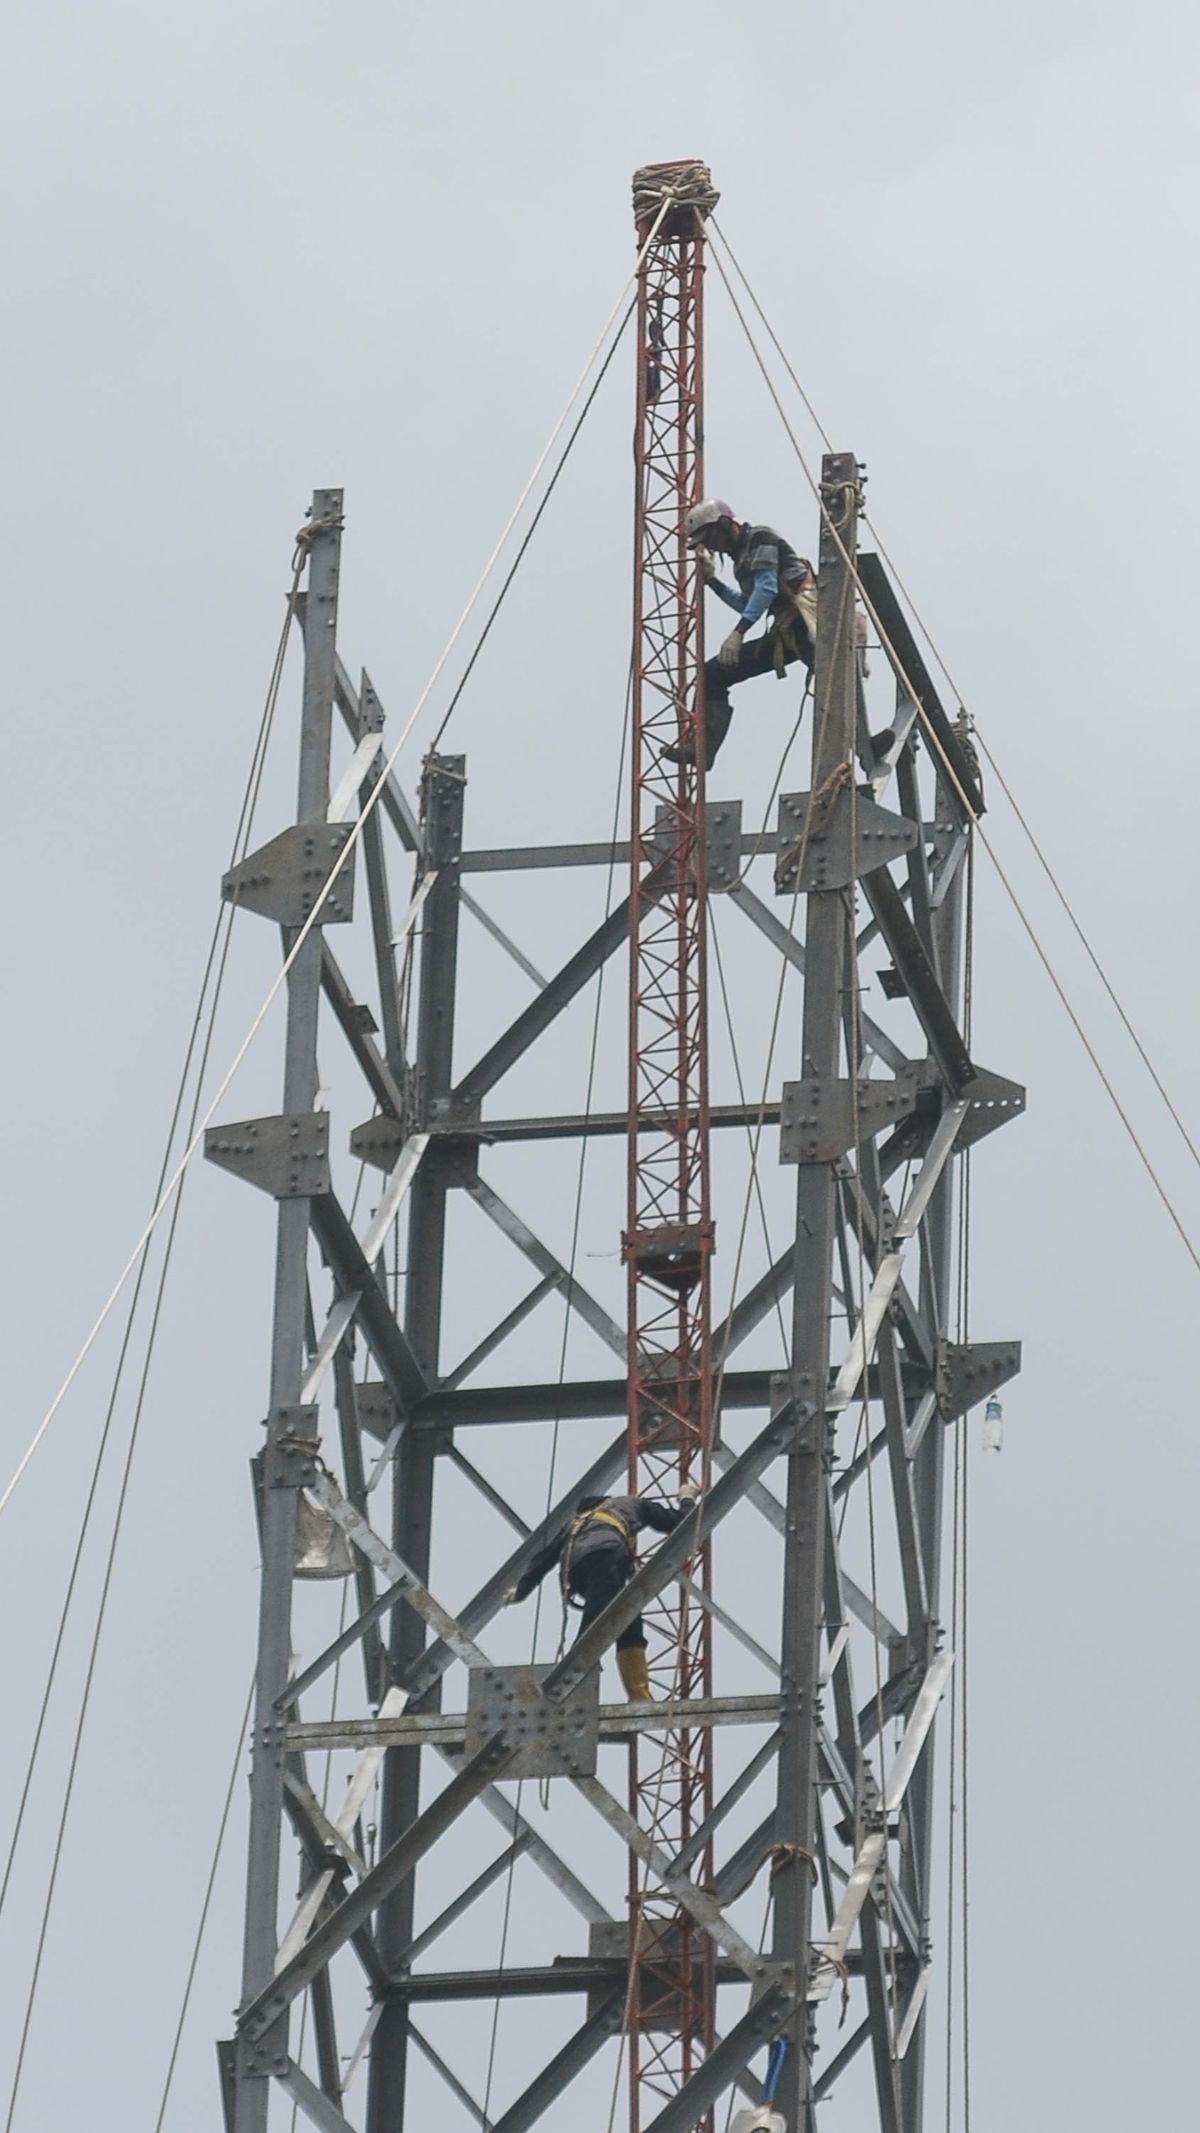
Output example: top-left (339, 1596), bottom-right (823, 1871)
top-left (983, 1394), bottom-right (1003, 1454)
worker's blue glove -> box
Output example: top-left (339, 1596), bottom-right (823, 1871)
top-left (718, 627), bottom-right (744, 671)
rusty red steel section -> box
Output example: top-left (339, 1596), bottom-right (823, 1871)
top-left (623, 167), bottom-right (716, 2131)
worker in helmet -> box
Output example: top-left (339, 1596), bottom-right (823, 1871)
top-left (504, 1488), bottom-right (699, 1701)
top-left (668, 498), bottom-right (817, 769)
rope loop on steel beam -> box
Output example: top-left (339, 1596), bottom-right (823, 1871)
top-left (292, 506), bottom-right (346, 572)
top-left (817, 473), bottom-right (861, 532)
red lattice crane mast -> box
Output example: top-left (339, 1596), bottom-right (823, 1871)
top-left (624, 161), bottom-right (718, 2129)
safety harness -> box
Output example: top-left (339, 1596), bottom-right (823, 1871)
top-left (560, 1504), bottom-right (636, 1609)
top-left (768, 578), bottom-right (818, 677)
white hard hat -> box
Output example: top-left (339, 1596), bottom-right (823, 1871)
top-left (684, 498), bottom-right (735, 544)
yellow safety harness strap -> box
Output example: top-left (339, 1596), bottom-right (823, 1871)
top-left (568, 1507), bottom-right (636, 1551)
top-left (560, 1505), bottom-right (637, 1607)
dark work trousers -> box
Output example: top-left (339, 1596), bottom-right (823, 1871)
top-left (702, 621), bottom-right (814, 765)
top-left (569, 1545), bottom-right (644, 1650)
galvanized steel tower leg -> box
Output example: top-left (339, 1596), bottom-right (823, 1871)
top-left (367, 754), bottom-right (465, 2133)
top-left (234, 492), bottom-right (343, 2132)
top-left (900, 823), bottom-right (966, 2131)
top-left (773, 454), bottom-right (860, 2133)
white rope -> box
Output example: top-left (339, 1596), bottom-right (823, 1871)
top-left (705, 237), bottom-right (1200, 1281)
top-left (0, 199), bottom-right (678, 1519)
top-left (712, 218), bottom-right (1200, 1185)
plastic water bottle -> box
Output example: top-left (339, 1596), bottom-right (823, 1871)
top-left (983, 1395), bottom-right (1003, 1455)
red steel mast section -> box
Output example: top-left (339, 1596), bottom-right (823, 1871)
top-left (624, 162), bottom-right (716, 2129)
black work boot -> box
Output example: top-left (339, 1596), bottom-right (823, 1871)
top-left (661, 689), bottom-right (733, 771)
top-left (704, 694), bottom-right (733, 764)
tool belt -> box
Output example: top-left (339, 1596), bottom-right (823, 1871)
top-left (769, 580), bottom-right (817, 677)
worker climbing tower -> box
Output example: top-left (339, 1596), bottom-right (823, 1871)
top-left (211, 161), bottom-right (1023, 2133)
top-left (624, 163), bottom-right (716, 2122)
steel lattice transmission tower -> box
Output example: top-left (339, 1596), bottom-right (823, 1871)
top-left (213, 164), bottom-right (1022, 2133)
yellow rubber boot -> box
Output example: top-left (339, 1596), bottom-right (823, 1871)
top-left (617, 1645), bottom-right (652, 1702)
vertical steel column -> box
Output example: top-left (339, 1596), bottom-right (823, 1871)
top-left (625, 169), bottom-right (715, 2128)
top-left (367, 753), bottom-right (465, 2133)
top-left (234, 491), bottom-right (342, 2133)
top-left (900, 828), bottom-right (967, 2131)
top-left (773, 454), bottom-right (860, 2133)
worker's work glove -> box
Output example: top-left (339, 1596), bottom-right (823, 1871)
top-left (697, 550), bottom-right (718, 587)
top-left (677, 1480), bottom-right (704, 1502)
top-left (718, 627), bottom-right (744, 671)
top-left (502, 1586), bottom-right (519, 1607)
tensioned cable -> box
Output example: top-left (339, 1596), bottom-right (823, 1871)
top-left (0, 555), bottom-right (294, 1932)
top-left (429, 306), bottom-right (635, 756)
top-left (654, 676), bottom-right (841, 2102)
top-left (729, 676), bottom-right (811, 891)
top-left (600, 1710), bottom-right (683, 2133)
top-left (717, 676), bottom-right (878, 1563)
top-left (534, 654), bottom-right (634, 1647)
top-left (479, 657), bottom-right (634, 2129)
top-left (960, 1453), bottom-right (973, 2133)
top-left (713, 220), bottom-right (1200, 1184)
top-left (970, 737), bottom-right (1200, 1168)
top-left (709, 219), bottom-right (834, 454)
top-left (595, 769), bottom-right (815, 2120)
top-left (702, 229), bottom-right (1110, 2114)
top-left (705, 237), bottom-right (1200, 1280)
top-left (710, 913), bottom-right (792, 1365)
top-left (705, 675), bottom-right (817, 1414)
top-left (287, 1575), bottom-right (352, 2133)
top-left (943, 1408), bottom-right (963, 2133)
top-left (601, 1572), bottom-right (715, 2133)
top-left (161, 1298), bottom-right (366, 2128)
top-left (704, 563), bottom-right (906, 2055)
top-left (172, 339), bottom-right (632, 2111)
top-left (4, 560), bottom-right (299, 2128)
top-left (708, 654), bottom-right (840, 1459)
top-left (153, 1673), bottom-right (255, 2133)
top-left (944, 988), bottom-right (973, 2133)
top-left (593, 494), bottom-right (758, 2133)
top-left (848, 732), bottom-right (906, 2118)
top-left (706, 237), bottom-right (1006, 2121)
top-left (958, 835), bottom-right (976, 2133)
top-left (1, 195), bottom-right (681, 1520)
top-left (601, 1551), bottom-right (719, 2133)
top-left (601, 393), bottom-right (846, 2133)
top-left (594, 698), bottom-right (818, 2133)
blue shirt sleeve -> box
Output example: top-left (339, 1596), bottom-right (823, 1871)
top-left (738, 567), bottom-right (778, 630)
top-left (710, 576), bottom-right (744, 614)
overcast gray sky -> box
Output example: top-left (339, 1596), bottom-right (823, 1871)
top-left (3, 3), bottom-right (1199, 2128)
